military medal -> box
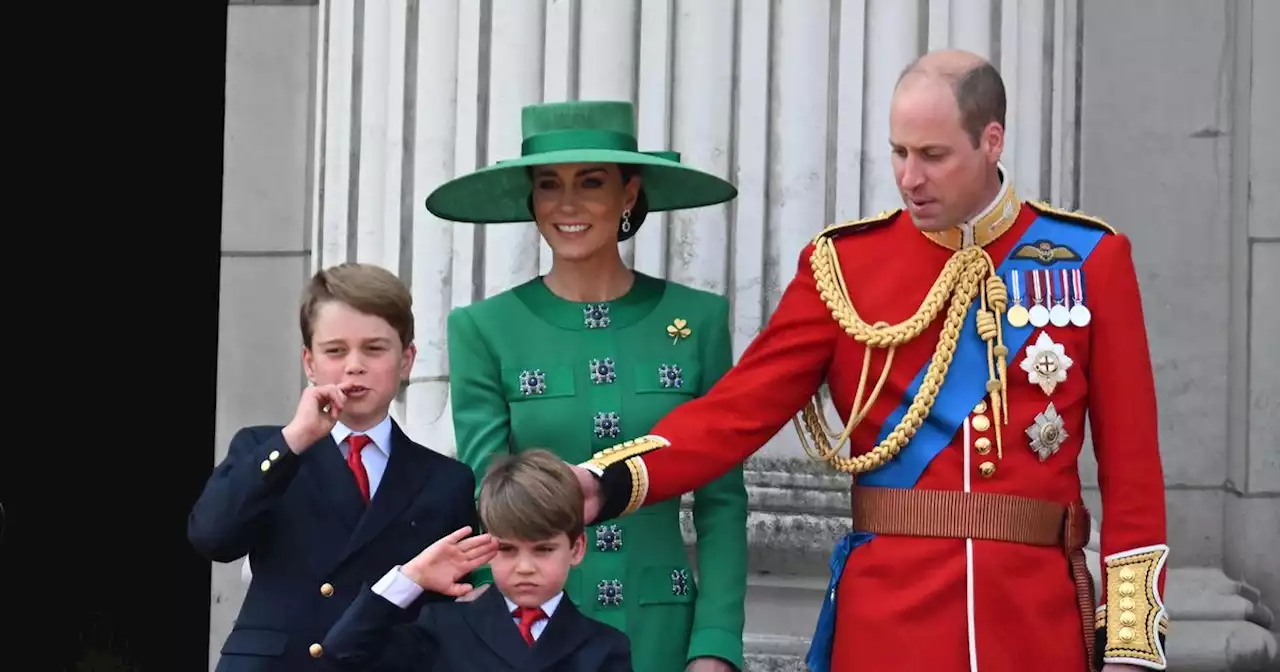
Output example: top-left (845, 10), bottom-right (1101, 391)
top-left (1049, 270), bottom-right (1071, 327)
top-left (1026, 402), bottom-right (1068, 461)
top-left (1028, 269), bottom-right (1050, 327)
top-left (1019, 331), bottom-right (1073, 396)
top-left (1006, 270), bottom-right (1030, 328)
top-left (1069, 268), bottom-right (1092, 327)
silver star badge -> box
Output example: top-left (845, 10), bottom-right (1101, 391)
top-left (1026, 403), bottom-right (1068, 462)
top-left (1019, 332), bottom-right (1073, 396)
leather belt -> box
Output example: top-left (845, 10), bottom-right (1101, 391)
top-left (851, 486), bottom-right (1097, 671)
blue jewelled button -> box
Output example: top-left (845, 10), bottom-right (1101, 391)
top-left (518, 369), bottom-right (546, 395)
top-left (589, 358), bottom-right (617, 385)
top-left (597, 579), bottom-right (623, 606)
top-left (584, 303), bottom-right (611, 329)
top-left (593, 411), bottom-right (621, 438)
top-left (658, 364), bottom-right (684, 389)
top-left (596, 524), bottom-right (622, 551)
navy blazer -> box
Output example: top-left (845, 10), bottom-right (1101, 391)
top-left (321, 584), bottom-right (633, 672)
top-left (188, 421), bottom-right (479, 672)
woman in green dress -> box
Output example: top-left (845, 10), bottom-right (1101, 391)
top-left (427, 100), bottom-right (749, 672)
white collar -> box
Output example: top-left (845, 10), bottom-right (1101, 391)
top-left (331, 414), bottom-right (393, 455)
top-left (503, 590), bottom-right (564, 618)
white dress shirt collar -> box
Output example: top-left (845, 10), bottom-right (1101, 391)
top-left (503, 590), bottom-right (564, 619)
top-left (331, 413), bottom-right (393, 456)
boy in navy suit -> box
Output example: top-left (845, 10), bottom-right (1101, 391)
top-left (189, 263), bottom-right (480, 671)
top-left (322, 449), bottom-right (634, 671)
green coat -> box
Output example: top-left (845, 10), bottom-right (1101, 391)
top-left (447, 271), bottom-right (749, 671)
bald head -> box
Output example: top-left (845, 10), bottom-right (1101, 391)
top-left (896, 49), bottom-right (1006, 148)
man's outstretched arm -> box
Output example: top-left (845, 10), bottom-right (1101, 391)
top-left (578, 242), bottom-right (842, 522)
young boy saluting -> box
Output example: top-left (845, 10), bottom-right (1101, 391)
top-left (189, 263), bottom-right (481, 671)
top-left (322, 449), bottom-right (634, 671)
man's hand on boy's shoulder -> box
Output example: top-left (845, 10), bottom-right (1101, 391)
top-left (281, 383), bottom-right (354, 454)
top-left (402, 526), bottom-right (499, 598)
top-left (569, 465), bottom-right (602, 523)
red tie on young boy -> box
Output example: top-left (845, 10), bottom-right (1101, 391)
top-left (346, 434), bottom-right (372, 504)
top-left (513, 606), bottom-right (547, 646)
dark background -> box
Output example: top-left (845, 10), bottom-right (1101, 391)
top-left (0, 4), bottom-right (228, 670)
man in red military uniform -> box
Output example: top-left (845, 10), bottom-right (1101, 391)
top-left (573, 49), bottom-right (1169, 672)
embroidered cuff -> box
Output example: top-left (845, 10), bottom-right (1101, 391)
top-left (579, 435), bottom-right (665, 521)
top-left (1098, 544), bottom-right (1169, 669)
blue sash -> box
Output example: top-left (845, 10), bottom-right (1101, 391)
top-left (804, 213), bottom-right (1106, 671)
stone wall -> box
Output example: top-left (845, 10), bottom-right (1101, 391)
top-left (1076, 0), bottom-right (1279, 616)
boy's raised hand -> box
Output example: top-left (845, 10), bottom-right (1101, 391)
top-left (282, 383), bottom-right (351, 454)
top-left (402, 526), bottom-right (499, 597)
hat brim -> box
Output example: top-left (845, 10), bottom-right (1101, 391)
top-left (424, 149), bottom-right (737, 224)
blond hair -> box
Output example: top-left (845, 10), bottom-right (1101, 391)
top-left (299, 263), bottom-right (414, 348)
top-left (479, 449), bottom-right (584, 542)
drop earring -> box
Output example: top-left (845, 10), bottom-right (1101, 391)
top-left (621, 209), bottom-right (632, 234)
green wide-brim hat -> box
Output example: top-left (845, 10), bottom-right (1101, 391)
top-left (424, 100), bottom-right (738, 224)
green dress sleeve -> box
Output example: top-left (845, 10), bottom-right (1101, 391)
top-left (446, 306), bottom-right (511, 587)
top-left (685, 297), bottom-right (749, 670)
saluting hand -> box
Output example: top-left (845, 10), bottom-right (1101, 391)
top-left (282, 383), bottom-right (353, 454)
top-left (402, 526), bottom-right (500, 597)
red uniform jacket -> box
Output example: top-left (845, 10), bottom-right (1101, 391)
top-left (584, 192), bottom-right (1170, 671)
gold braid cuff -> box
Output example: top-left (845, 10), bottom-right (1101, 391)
top-left (579, 435), bottom-right (666, 516)
top-left (793, 216), bottom-right (1010, 474)
top-left (1099, 544), bottom-right (1170, 669)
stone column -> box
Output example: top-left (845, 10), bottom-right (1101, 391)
top-left (213, 1), bottom-right (319, 669)
top-left (1226, 0), bottom-right (1280, 636)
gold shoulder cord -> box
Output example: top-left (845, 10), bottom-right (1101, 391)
top-left (1028, 200), bottom-right (1117, 234)
top-left (793, 230), bottom-right (1011, 473)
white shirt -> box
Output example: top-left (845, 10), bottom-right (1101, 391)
top-left (332, 414), bottom-right (393, 499)
top-left (502, 591), bottom-right (563, 641)
top-left (372, 567), bottom-right (563, 641)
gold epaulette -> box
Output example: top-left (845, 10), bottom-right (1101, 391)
top-left (1027, 200), bottom-right (1117, 234)
top-left (1100, 544), bottom-right (1169, 668)
top-left (812, 209), bottom-right (901, 244)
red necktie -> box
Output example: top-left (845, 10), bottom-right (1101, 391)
top-left (513, 606), bottom-right (546, 647)
top-left (346, 434), bottom-right (372, 504)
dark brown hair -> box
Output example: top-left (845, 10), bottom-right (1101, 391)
top-left (479, 449), bottom-right (585, 543)
top-left (898, 58), bottom-right (1007, 148)
top-left (299, 263), bottom-right (414, 348)
top-left (951, 62), bottom-right (1006, 147)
